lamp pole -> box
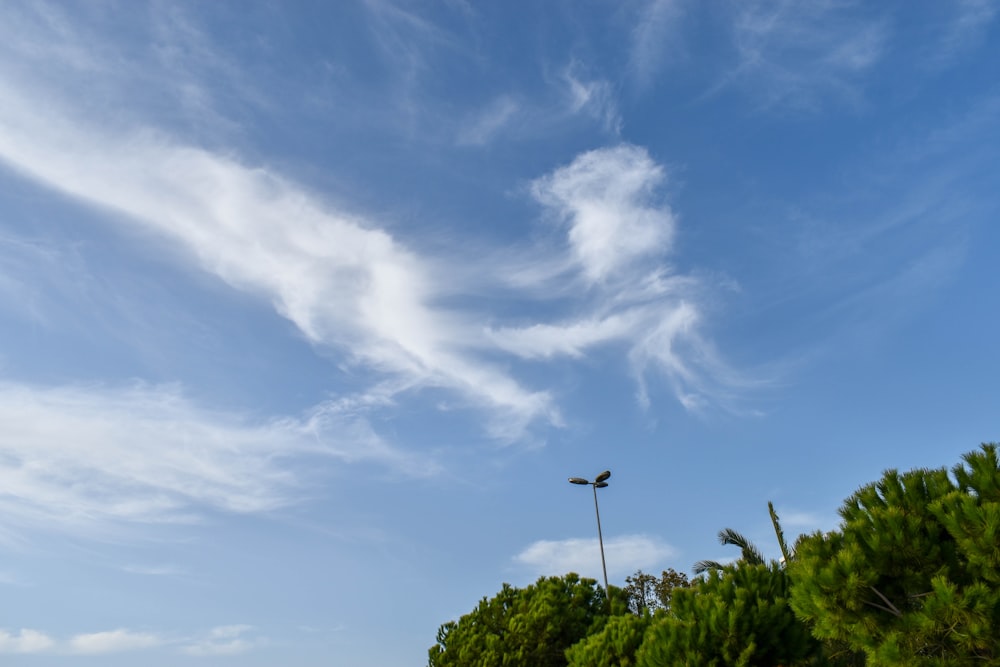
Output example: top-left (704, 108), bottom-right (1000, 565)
top-left (568, 470), bottom-right (611, 593)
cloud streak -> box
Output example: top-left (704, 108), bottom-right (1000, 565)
top-left (493, 145), bottom-right (738, 412)
top-left (69, 629), bottom-right (162, 655)
top-left (0, 382), bottom-right (430, 532)
top-left (0, 11), bottom-right (743, 511)
top-left (0, 76), bottom-right (561, 439)
top-left (514, 534), bottom-right (676, 579)
top-left (0, 59), bottom-right (739, 435)
top-left (628, 0), bottom-right (687, 90)
top-left (182, 625), bottom-right (259, 656)
top-left (720, 0), bottom-right (887, 109)
top-left (0, 624), bottom-right (262, 656)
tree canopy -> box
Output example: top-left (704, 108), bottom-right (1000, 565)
top-left (622, 568), bottom-right (690, 614)
top-left (636, 562), bottom-right (829, 667)
top-left (566, 611), bottom-right (653, 667)
top-left (789, 443), bottom-right (1000, 665)
top-left (428, 573), bottom-right (620, 667)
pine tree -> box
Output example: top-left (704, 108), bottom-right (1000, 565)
top-left (566, 611), bottom-right (653, 667)
top-left (635, 562), bottom-right (828, 667)
top-left (428, 573), bottom-right (622, 667)
top-left (788, 443), bottom-right (1000, 665)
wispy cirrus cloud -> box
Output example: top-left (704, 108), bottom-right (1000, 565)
top-left (514, 534), bottom-right (676, 579)
top-left (456, 95), bottom-right (521, 146)
top-left (0, 625), bottom-right (262, 656)
top-left (627, 0), bottom-right (687, 90)
top-left (0, 77), bottom-right (560, 439)
top-left (122, 564), bottom-right (187, 577)
top-left (456, 70), bottom-right (621, 148)
top-left (0, 53), bottom-right (739, 439)
top-left (182, 625), bottom-right (260, 656)
top-left (935, 0), bottom-right (999, 65)
top-left (717, 0), bottom-right (887, 109)
top-left (563, 70), bottom-right (622, 135)
top-left (491, 145), bottom-right (740, 412)
top-left (363, 0), bottom-right (463, 77)
top-left (0, 2), bottom-right (264, 145)
top-left (0, 5), bottom-right (743, 482)
top-left (0, 382), bottom-right (432, 533)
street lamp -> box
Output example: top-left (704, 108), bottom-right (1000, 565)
top-left (568, 470), bottom-right (611, 593)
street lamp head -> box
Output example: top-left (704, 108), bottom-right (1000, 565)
top-left (595, 481), bottom-right (609, 488)
top-left (595, 470), bottom-right (611, 483)
top-left (568, 477), bottom-right (589, 485)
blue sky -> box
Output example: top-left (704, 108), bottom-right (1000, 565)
top-left (0, 1), bottom-right (998, 664)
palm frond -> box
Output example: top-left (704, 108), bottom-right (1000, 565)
top-left (768, 501), bottom-right (792, 565)
top-left (692, 559), bottom-right (725, 575)
top-left (717, 528), bottom-right (766, 566)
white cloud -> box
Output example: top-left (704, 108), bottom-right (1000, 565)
top-left (0, 10), bottom-right (743, 444)
top-left (0, 75), bottom-right (558, 440)
top-left (0, 381), bottom-right (433, 532)
top-left (0, 629), bottom-right (55, 653)
top-left (68, 629), bottom-right (162, 654)
top-left (0, 78), bottom-right (740, 429)
top-left (486, 146), bottom-right (742, 413)
top-left (514, 534), bottom-right (676, 579)
top-left (487, 314), bottom-right (636, 360)
top-left (0, 625), bottom-right (263, 656)
top-left (182, 624), bottom-right (259, 656)
top-left (531, 145), bottom-right (674, 284)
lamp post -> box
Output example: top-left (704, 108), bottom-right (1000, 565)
top-left (568, 470), bottom-right (611, 593)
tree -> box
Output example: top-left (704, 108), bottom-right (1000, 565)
top-left (788, 443), bottom-right (1000, 665)
top-left (566, 611), bottom-right (654, 667)
top-left (635, 562), bottom-right (829, 667)
top-left (672, 508), bottom-right (857, 666)
top-left (571, 569), bottom-right (692, 667)
top-left (623, 570), bottom-right (659, 615)
top-left (428, 573), bottom-right (620, 667)
top-left (623, 568), bottom-right (690, 614)
top-left (652, 568), bottom-right (690, 611)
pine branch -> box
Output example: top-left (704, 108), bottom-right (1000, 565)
top-left (862, 586), bottom-right (902, 617)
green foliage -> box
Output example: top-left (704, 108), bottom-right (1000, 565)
top-left (634, 562), bottom-right (828, 667)
top-left (788, 443), bottom-right (1000, 665)
top-left (566, 611), bottom-right (654, 667)
top-left (623, 568), bottom-right (690, 614)
top-left (427, 573), bottom-right (617, 667)
top-left (572, 569), bottom-right (690, 667)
